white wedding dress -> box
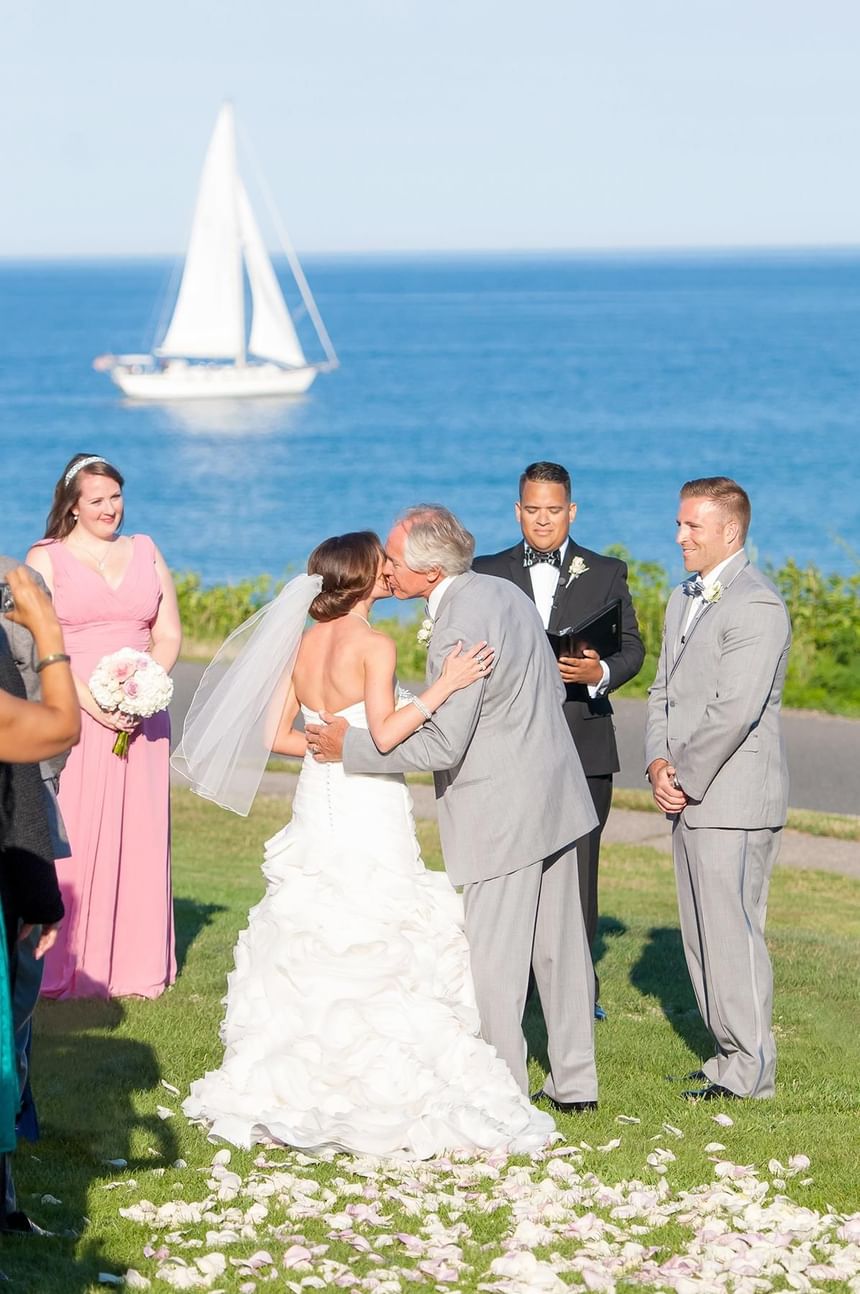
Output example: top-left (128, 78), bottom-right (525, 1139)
top-left (183, 701), bottom-right (555, 1159)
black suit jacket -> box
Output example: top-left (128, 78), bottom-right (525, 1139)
top-left (472, 541), bottom-right (645, 777)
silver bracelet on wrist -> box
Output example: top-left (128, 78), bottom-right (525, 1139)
top-left (409, 695), bottom-right (433, 722)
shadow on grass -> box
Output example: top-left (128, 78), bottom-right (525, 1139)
top-left (630, 925), bottom-right (712, 1058)
top-left (3, 998), bottom-right (178, 1292)
top-left (174, 896), bottom-right (227, 973)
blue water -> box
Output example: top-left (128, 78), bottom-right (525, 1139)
top-left (1, 252), bottom-right (858, 595)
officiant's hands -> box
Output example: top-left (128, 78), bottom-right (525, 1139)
top-left (558, 647), bottom-right (604, 687)
top-left (306, 714), bottom-right (348, 763)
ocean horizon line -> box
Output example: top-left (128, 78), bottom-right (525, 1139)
top-left (4, 243), bottom-right (860, 267)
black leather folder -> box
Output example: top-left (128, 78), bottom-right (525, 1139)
top-left (546, 597), bottom-right (624, 660)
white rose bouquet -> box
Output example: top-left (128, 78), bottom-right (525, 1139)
top-left (89, 648), bottom-right (174, 757)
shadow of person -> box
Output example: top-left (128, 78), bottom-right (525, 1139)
top-left (0, 997), bottom-right (178, 1292)
top-left (630, 925), bottom-right (712, 1057)
top-left (173, 896), bottom-right (226, 974)
top-left (592, 913), bottom-right (627, 979)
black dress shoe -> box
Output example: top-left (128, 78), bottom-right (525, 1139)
top-left (0, 1210), bottom-right (45, 1235)
top-left (681, 1083), bottom-right (743, 1101)
top-left (530, 1090), bottom-right (598, 1113)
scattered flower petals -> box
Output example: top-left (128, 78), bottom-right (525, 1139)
top-left (711, 1112), bottom-right (734, 1126)
top-left (41, 1193), bottom-right (62, 1205)
top-left (156, 1105), bottom-right (175, 1120)
top-left (616, 1114), bottom-right (641, 1124)
top-left (161, 1079), bottom-right (181, 1095)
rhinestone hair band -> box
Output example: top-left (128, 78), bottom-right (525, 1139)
top-left (65, 456), bottom-right (108, 487)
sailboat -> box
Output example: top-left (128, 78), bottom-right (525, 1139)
top-left (101, 103), bottom-right (338, 400)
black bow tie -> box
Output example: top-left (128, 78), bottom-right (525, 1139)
top-left (682, 577), bottom-right (705, 597)
top-left (523, 544), bottom-right (562, 569)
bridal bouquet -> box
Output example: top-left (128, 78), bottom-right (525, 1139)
top-left (89, 648), bottom-right (174, 757)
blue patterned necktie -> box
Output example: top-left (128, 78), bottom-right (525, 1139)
top-left (682, 577), bottom-right (705, 597)
top-left (523, 543), bottom-right (561, 568)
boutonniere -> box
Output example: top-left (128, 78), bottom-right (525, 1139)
top-left (416, 617), bottom-right (434, 647)
top-left (702, 581), bottom-right (723, 605)
top-left (565, 556), bottom-right (589, 588)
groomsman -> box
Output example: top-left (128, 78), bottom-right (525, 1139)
top-left (473, 462), bottom-right (645, 1014)
top-left (645, 477), bottom-right (791, 1100)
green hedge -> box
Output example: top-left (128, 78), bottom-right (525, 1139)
top-left (176, 555), bottom-right (860, 717)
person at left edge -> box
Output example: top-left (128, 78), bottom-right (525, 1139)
top-left (473, 461), bottom-right (645, 1017)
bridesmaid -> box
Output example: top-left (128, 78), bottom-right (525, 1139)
top-left (26, 453), bottom-right (181, 999)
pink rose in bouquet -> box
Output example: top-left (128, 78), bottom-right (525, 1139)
top-left (89, 648), bottom-right (174, 757)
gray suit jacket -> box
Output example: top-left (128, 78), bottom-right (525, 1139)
top-left (645, 552), bottom-right (791, 829)
top-left (343, 570), bottom-right (598, 886)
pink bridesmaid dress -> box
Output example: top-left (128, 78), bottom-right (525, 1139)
top-left (39, 534), bottom-right (176, 999)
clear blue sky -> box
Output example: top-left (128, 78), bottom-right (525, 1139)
top-left (3, 0), bottom-right (859, 256)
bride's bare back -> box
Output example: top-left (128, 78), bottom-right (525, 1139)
top-left (292, 615), bottom-right (387, 716)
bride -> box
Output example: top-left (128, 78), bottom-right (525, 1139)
top-left (174, 531), bottom-right (555, 1159)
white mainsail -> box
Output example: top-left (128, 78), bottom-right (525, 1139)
top-left (158, 103), bottom-right (245, 360)
top-left (238, 179), bottom-right (307, 368)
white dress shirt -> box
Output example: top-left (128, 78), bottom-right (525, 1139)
top-left (527, 540), bottom-right (609, 698)
top-left (427, 575), bottom-right (456, 621)
top-left (680, 550), bottom-right (744, 641)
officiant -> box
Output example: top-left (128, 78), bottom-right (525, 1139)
top-left (473, 461), bottom-right (644, 1015)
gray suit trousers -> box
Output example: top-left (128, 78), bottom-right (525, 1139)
top-left (673, 821), bottom-right (780, 1098)
top-left (462, 842), bottom-right (597, 1102)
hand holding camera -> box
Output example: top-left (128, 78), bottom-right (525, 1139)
top-left (1, 566), bottom-right (67, 661)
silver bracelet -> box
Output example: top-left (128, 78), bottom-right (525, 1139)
top-left (409, 695), bottom-right (432, 722)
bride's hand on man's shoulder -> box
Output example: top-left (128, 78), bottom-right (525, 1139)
top-left (440, 640), bottom-right (495, 692)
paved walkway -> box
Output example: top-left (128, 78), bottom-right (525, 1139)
top-left (171, 663), bottom-right (860, 816)
top-left (170, 662), bottom-right (859, 879)
top-left (171, 766), bottom-right (860, 880)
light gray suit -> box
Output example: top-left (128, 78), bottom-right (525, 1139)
top-left (645, 551), bottom-right (791, 1097)
top-left (344, 571), bottom-right (599, 1100)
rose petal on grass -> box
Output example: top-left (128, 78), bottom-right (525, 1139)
top-left (124, 1272), bottom-right (152, 1290)
top-left (711, 1112), bottom-right (734, 1127)
top-left (704, 1142), bottom-right (726, 1152)
top-left (156, 1105), bottom-right (175, 1120)
top-left (161, 1080), bottom-right (181, 1096)
top-left (616, 1115), bottom-right (641, 1124)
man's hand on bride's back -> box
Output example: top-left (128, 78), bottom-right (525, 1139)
top-left (306, 714), bottom-right (349, 763)
top-left (440, 640), bottom-right (495, 695)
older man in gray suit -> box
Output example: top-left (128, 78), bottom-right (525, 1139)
top-left (646, 478), bottom-right (791, 1101)
top-left (308, 506), bottom-right (600, 1110)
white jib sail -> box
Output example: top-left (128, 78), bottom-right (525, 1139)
top-left (238, 179), bottom-right (307, 368)
top-left (158, 103), bottom-right (245, 360)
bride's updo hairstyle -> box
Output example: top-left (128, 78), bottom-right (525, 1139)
top-left (45, 452), bottom-right (125, 540)
top-left (307, 531), bottom-right (384, 622)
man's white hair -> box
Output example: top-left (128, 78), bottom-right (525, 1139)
top-left (400, 505), bottom-right (475, 576)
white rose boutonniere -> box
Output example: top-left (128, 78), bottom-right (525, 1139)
top-left (565, 556), bottom-right (590, 588)
top-left (702, 580), bottom-right (723, 605)
top-left (416, 617), bottom-right (434, 647)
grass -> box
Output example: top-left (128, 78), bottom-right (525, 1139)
top-left (5, 790), bottom-right (858, 1291)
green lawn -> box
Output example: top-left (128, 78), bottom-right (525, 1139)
top-left (4, 790), bottom-right (858, 1292)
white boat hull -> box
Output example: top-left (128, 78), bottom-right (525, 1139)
top-left (111, 361), bottom-right (318, 401)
